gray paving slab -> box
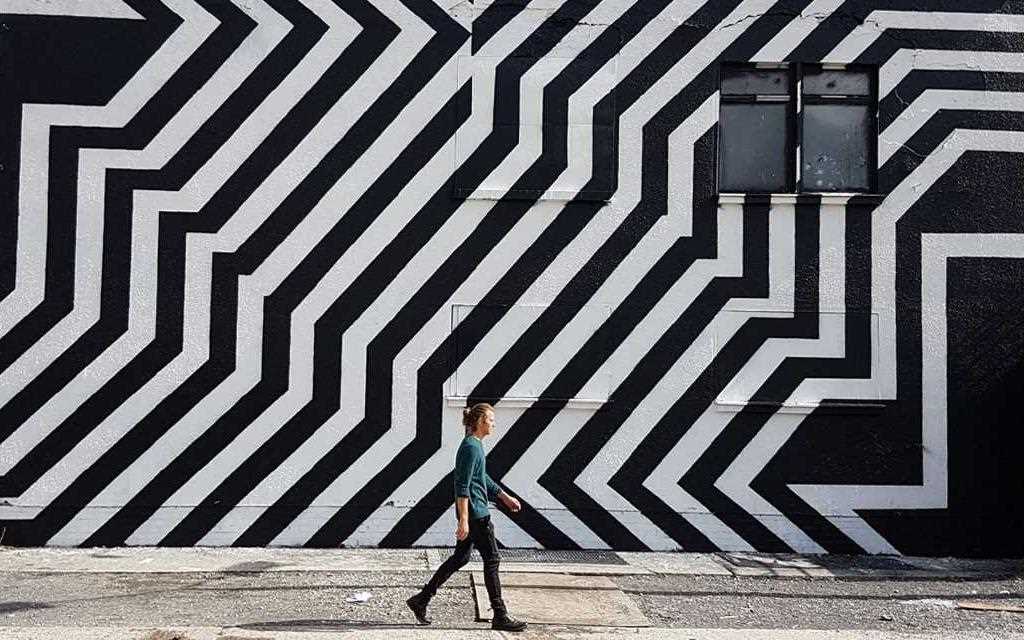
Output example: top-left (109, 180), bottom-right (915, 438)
top-left (713, 553), bottom-right (1024, 580)
top-left (0, 548), bottom-right (1018, 581)
top-left (426, 552), bottom-right (646, 575)
top-left (471, 572), bottom-right (650, 627)
top-left (717, 553), bottom-right (835, 578)
top-left (899, 556), bottom-right (1024, 577)
top-left (617, 552), bottom-right (733, 576)
top-left (0, 547), bottom-right (430, 573)
top-left (471, 572), bottom-right (619, 590)
top-left (482, 562), bottom-right (643, 575)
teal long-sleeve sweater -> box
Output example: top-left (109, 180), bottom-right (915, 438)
top-left (453, 435), bottom-right (500, 520)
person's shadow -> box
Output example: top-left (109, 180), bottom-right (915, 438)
top-left (0, 602), bottom-right (50, 614)
top-left (236, 619), bottom-right (483, 632)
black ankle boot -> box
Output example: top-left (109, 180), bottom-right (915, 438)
top-left (406, 592), bottom-right (432, 625)
top-left (491, 613), bottom-right (527, 632)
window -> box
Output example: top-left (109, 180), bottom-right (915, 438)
top-left (718, 64), bottom-right (877, 194)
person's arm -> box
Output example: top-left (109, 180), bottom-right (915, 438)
top-left (455, 497), bottom-right (470, 540)
top-left (485, 474), bottom-right (501, 502)
top-left (488, 474), bottom-right (521, 513)
top-left (453, 444), bottom-right (475, 540)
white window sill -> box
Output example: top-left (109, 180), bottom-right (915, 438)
top-left (713, 400), bottom-right (886, 414)
top-left (446, 396), bottom-right (608, 410)
top-left (718, 192), bottom-right (884, 205)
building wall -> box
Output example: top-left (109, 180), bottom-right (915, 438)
top-left (0, 0), bottom-right (1022, 556)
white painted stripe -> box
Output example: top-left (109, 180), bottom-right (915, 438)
top-left (398, 0), bottom-right (805, 550)
top-left (752, 0), bottom-right (844, 62)
top-left (129, 0), bottom-right (555, 546)
top-left (880, 90), bottom-right (1024, 165)
top-left (496, 96), bottom-right (717, 550)
top-left (436, 1), bottom-right (711, 548)
top-left (17, 0), bottom-right (297, 542)
top-left (500, 411), bottom-right (613, 550)
top-left (569, 1), bottom-right (830, 550)
top-left (0, 0), bottom-right (141, 19)
top-left (639, 203), bottom-right (796, 551)
top-left (2, 0), bottom-right (288, 517)
top-left (576, 204), bottom-right (743, 551)
top-left (470, 0), bottom-right (794, 551)
top-left (713, 206), bottom-right (848, 555)
top-left (516, 4), bottom-right (817, 549)
top-left (18, 0), bottom-right (418, 536)
top-left (748, 86), bottom-right (1024, 550)
top-left (357, 0), bottom-right (769, 550)
top-left (0, 0), bottom-right (219, 472)
top-left (827, 11), bottom-right (1024, 63)
top-left (0, 0), bottom-right (213, 343)
top-left (35, 0), bottom-right (361, 541)
top-left (265, 0), bottom-right (632, 547)
top-left (193, 2), bottom-right (578, 547)
top-left (791, 130), bottom-right (1024, 554)
top-left (880, 49), bottom-right (1024, 100)
top-left (113, 0), bottom-right (436, 546)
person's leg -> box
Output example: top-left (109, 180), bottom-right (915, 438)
top-left (472, 516), bottom-right (526, 631)
top-left (468, 516), bottom-right (505, 618)
top-left (469, 517), bottom-right (505, 616)
top-left (407, 532), bottom-right (473, 624)
top-left (421, 534), bottom-right (473, 599)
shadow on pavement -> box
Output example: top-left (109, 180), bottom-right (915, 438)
top-left (237, 619), bottom-right (480, 632)
top-left (0, 601), bottom-right (52, 614)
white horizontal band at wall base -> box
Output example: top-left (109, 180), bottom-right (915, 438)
top-left (445, 396), bottom-right (607, 410)
top-left (18, 505), bottom-right (816, 548)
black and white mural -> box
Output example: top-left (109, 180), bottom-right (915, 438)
top-left (0, 0), bottom-right (1022, 557)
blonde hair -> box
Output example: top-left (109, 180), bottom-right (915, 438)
top-left (462, 402), bottom-right (493, 435)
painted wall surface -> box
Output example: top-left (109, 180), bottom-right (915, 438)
top-left (0, 0), bottom-right (1022, 556)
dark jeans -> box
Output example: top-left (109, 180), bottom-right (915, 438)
top-left (421, 515), bottom-right (506, 617)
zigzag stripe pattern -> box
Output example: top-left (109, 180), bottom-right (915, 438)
top-left (1, 0), bottom-right (1022, 556)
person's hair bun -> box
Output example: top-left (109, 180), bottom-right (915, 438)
top-left (462, 403), bottom-right (494, 432)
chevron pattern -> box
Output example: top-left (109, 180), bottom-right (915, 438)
top-left (1, 0), bottom-right (1022, 557)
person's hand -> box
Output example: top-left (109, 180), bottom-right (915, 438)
top-left (456, 519), bottom-right (469, 541)
top-left (502, 494), bottom-right (521, 513)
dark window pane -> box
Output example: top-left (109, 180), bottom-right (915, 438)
top-left (803, 69), bottom-right (871, 96)
top-left (719, 102), bottom-right (790, 192)
top-left (802, 103), bottom-right (871, 191)
top-left (721, 67), bottom-right (789, 96)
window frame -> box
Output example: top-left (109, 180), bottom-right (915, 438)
top-left (717, 62), bottom-right (879, 195)
top-left (718, 63), bottom-right (797, 194)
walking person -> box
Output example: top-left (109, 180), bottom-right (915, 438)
top-left (406, 403), bottom-right (528, 632)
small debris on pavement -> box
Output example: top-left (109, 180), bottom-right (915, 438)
top-left (899, 598), bottom-right (956, 609)
top-left (345, 591), bottom-right (372, 604)
top-left (141, 632), bottom-right (194, 640)
top-left (957, 600), bottom-right (1024, 614)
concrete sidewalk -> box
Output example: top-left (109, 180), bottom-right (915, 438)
top-left (0, 627), bottom-right (1019, 640)
top-left (0, 547), bottom-right (1019, 580)
top-left (0, 548), bottom-right (1020, 640)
